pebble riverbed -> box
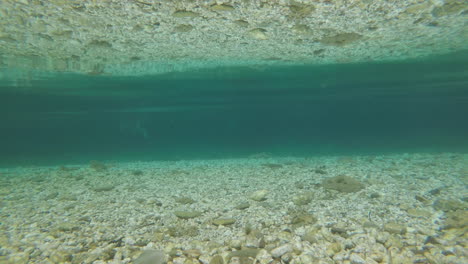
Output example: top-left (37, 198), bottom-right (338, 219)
top-left (0, 153), bottom-right (466, 264)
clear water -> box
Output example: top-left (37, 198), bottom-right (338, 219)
top-left (2, 2), bottom-right (468, 264)
top-left (1, 52), bottom-right (467, 166)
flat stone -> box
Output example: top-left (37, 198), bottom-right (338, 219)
top-left (250, 190), bottom-right (268, 201)
top-left (322, 175), bottom-right (364, 193)
top-left (227, 248), bottom-right (260, 261)
top-left (271, 244), bottom-right (292, 258)
top-left (432, 1), bottom-right (467, 17)
top-left (92, 184), bottom-right (115, 192)
top-left (175, 196), bottom-right (196, 204)
top-left (211, 4), bottom-right (235, 12)
top-left (56, 222), bottom-right (79, 232)
top-left (320, 32), bottom-right (362, 46)
top-left (234, 202), bottom-right (250, 210)
top-left (292, 192), bottom-right (313, 205)
top-left (135, 250), bottom-right (166, 264)
top-left (212, 218), bottom-right (236, 226)
top-left (248, 28), bottom-right (268, 40)
top-left (234, 20), bottom-right (249, 27)
top-left (443, 210), bottom-right (468, 229)
top-left (328, 242), bottom-right (342, 254)
top-left (384, 222), bottom-right (407, 235)
top-left (183, 249), bottom-right (202, 258)
top-left (174, 24), bottom-right (193, 33)
top-left (174, 211), bottom-right (202, 219)
top-left (292, 24), bottom-right (312, 35)
top-left (433, 199), bottom-right (466, 212)
top-left (288, 2), bottom-right (315, 19)
top-left (209, 255), bottom-right (224, 264)
top-left (45, 192), bottom-right (59, 199)
top-left (415, 195), bottom-right (431, 204)
top-left (407, 208), bottom-right (432, 218)
top-left (291, 213), bottom-right (317, 226)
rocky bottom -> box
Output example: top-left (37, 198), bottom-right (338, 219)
top-left (0, 153), bottom-right (467, 264)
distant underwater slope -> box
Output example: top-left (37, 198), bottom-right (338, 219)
top-left (1, 0), bottom-right (467, 84)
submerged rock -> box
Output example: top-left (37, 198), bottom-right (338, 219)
top-left (209, 255), bottom-right (224, 264)
top-left (432, 0), bottom-right (467, 17)
top-left (384, 222), bottom-right (407, 235)
top-left (135, 250), bottom-right (166, 264)
top-left (250, 190), bottom-right (268, 201)
top-left (248, 28), bottom-right (268, 40)
top-left (211, 4), bottom-right (235, 12)
top-left (234, 202), bottom-right (250, 210)
top-left (212, 218), bottom-right (236, 226)
top-left (271, 244), bottom-right (292, 258)
top-left (442, 210), bottom-right (468, 229)
top-left (173, 24), bottom-right (193, 33)
top-left (288, 2), bottom-right (315, 20)
top-left (166, 225), bottom-right (199, 237)
top-left (433, 199), bottom-right (466, 212)
top-left (322, 175), bottom-right (364, 193)
top-left (174, 211), bottom-right (202, 219)
top-left (292, 192), bottom-right (313, 205)
top-left (175, 196), bottom-right (196, 204)
top-left (291, 213), bottom-right (317, 227)
top-left (92, 184), bottom-right (115, 192)
top-left (407, 208), bottom-right (432, 218)
top-left (320, 32), bottom-right (362, 46)
top-left (227, 248), bottom-right (260, 262)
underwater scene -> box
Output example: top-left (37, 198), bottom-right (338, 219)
top-left (0, 1), bottom-right (467, 264)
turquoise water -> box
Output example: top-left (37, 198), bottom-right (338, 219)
top-left (2, 2), bottom-right (468, 263)
top-left (0, 52), bottom-right (467, 167)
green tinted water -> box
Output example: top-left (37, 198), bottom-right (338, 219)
top-left (1, 52), bottom-right (467, 166)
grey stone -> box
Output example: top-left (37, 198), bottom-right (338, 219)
top-left (271, 244), bottom-right (292, 258)
top-left (174, 211), bottom-right (202, 219)
top-left (384, 222), bottom-right (407, 235)
top-left (135, 250), bottom-right (166, 264)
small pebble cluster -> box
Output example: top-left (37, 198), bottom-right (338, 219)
top-left (0, 153), bottom-right (466, 264)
